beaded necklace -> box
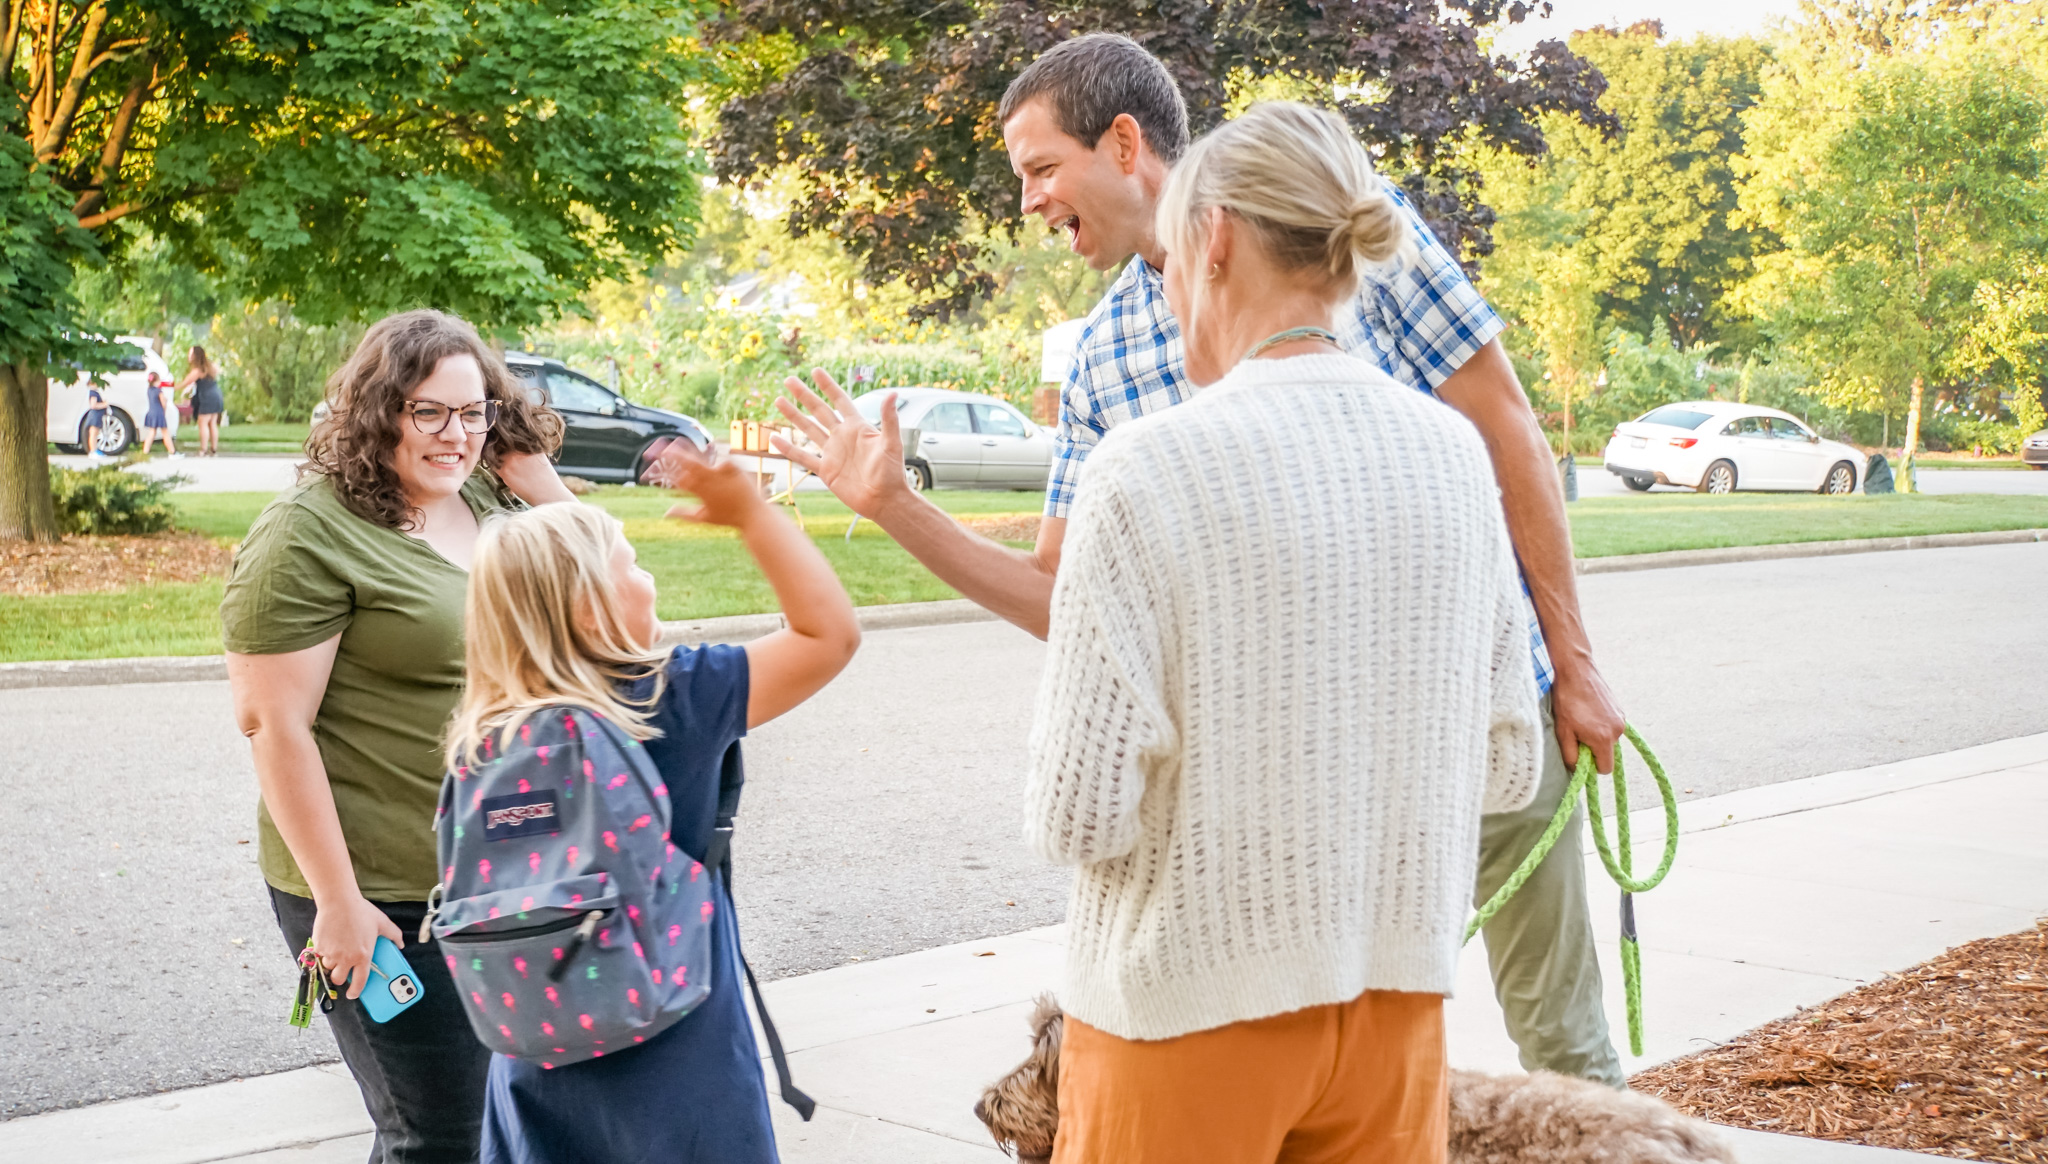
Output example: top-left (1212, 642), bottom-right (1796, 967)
top-left (1244, 325), bottom-right (1340, 360)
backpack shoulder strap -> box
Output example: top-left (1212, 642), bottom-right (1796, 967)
top-left (700, 740), bottom-right (744, 872)
top-left (701, 739), bottom-right (815, 1121)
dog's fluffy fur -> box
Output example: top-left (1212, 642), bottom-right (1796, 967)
top-left (975, 996), bottom-right (1737, 1164)
top-left (975, 995), bottom-right (1065, 1163)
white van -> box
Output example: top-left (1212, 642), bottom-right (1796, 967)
top-left (47, 337), bottom-right (175, 455)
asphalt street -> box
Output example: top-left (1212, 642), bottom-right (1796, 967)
top-left (4, 540), bottom-right (2047, 1118)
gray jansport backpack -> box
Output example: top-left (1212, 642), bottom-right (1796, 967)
top-left (424, 705), bottom-right (812, 1115)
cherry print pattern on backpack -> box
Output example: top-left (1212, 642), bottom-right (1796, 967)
top-left (428, 706), bottom-right (716, 1068)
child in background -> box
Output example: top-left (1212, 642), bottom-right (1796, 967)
top-left (140, 375), bottom-right (181, 458)
top-left (444, 442), bottom-right (860, 1164)
top-left (83, 385), bottom-right (109, 461)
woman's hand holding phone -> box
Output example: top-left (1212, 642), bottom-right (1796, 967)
top-left (313, 893), bottom-right (403, 1000)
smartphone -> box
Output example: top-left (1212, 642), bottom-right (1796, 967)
top-left (358, 936), bottom-right (424, 1024)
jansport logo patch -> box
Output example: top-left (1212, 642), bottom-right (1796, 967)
top-left (481, 791), bottom-right (560, 841)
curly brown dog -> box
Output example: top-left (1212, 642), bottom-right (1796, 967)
top-left (974, 996), bottom-right (1737, 1164)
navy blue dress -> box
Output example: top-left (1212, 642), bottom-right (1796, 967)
top-left (482, 644), bottom-right (779, 1164)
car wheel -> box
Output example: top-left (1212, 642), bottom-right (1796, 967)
top-left (1623, 474), bottom-right (1654, 492)
top-left (904, 461), bottom-right (931, 492)
top-left (95, 410), bottom-right (135, 455)
top-left (1820, 461), bottom-right (1856, 495)
top-left (1697, 460), bottom-right (1737, 495)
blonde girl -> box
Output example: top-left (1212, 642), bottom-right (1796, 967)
top-left (448, 445), bottom-right (859, 1164)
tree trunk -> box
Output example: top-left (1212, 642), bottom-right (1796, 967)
top-left (0, 360), bottom-right (61, 541)
top-left (1898, 376), bottom-right (1925, 495)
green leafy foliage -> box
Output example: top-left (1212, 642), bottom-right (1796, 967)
top-left (1480, 24), bottom-right (1770, 353)
top-left (538, 286), bottom-right (1041, 425)
top-left (1733, 53), bottom-right (2046, 474)
top-left (708, 0), bottom-right (1617, 319)
top-left (48, 465), bottom-right (182, 536)
top-left (1474, 7), bottom-right (2048, 458)
top-left (212, 302), bottom-right (363, 422)
top-left (0, 136), bottom-right (99, 368)
top-left (6, 0), bottom-right (713, 540)
top-left (147, 0), bottom-right (709, 329)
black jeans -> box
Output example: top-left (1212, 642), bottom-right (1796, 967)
top-left (270, 886), bottom-right (491, 1164)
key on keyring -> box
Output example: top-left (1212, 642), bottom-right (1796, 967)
top-left (289, 960), bottom-right (314, 1029)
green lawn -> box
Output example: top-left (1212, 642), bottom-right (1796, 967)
top-left (171, 421), bottom-right (311, 454)
top-left (3, 488), bottom-right (1038, 663)
top-left (1567, 492), bottom-right (2048, 558)
top-left (7, 487), bottom-right (2046, 663)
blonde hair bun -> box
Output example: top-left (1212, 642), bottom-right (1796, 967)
top-left (1340, 194), bottom-right (1405, 270)
top-left (1157, 100), bottom-right (1413, 297)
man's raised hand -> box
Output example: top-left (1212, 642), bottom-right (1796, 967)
top-left (773, 368), bottom-right (906, 519)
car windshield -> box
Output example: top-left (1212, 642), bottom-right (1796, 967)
top-left (1638, 406), bottom-right (1713, 430)
top-left (854, 393), bottom-right (913, 423)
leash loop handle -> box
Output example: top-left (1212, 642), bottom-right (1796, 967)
top-left (1583, 724), bottom-right (1679, 895)
top-left (1462, 723), bottom-right (1679, 1058)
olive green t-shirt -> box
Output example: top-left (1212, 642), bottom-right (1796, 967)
top-left (221, 473), bottom-right (514, 901)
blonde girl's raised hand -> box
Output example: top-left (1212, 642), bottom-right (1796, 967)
top-left (652, 438), bottom-right (861, 728)
top-left (650, 438), bottom-right (770, 528)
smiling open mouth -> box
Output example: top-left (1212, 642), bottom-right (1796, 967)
top-left (1053, 213), bottom-right (1081, 250)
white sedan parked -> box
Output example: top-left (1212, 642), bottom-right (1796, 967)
top-left (853, 387), bottom-right (1053, 491)
top-left (1602, 402), bottom-right (1864, 495)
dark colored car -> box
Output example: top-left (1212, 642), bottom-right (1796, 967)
top-left (504, 353), bottom-right (711, 484)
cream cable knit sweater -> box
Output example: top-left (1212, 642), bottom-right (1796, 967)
top-left (1025, 352), bottom-right (1542, 1042)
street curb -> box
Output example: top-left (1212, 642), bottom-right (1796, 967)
top-left (0, 654), bottom-right (230, 690)
top-left (653, 598), bottom-right (999, 647)
top-left (0, 600), bottom-right (1002, 691)
top-left (1575, 526), bottom-right (2046, 575)
top-left (6, 532), bottom-right (2043, 690)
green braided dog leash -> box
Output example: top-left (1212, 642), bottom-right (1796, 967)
top-left (1463, 724), bottom-right (1679, 1056)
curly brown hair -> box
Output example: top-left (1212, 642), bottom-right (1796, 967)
top-left (302, 310), bottom-right (563, 531)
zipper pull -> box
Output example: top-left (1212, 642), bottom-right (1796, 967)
top-left (418, 884), bottom-right (443, 945)
top-left (546, 911), bottom-right (605, 983)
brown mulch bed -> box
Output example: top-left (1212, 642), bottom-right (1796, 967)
top-left (1, 534), bottom-right (235, 595)
top-left (1633, 922), bottom-right (2048, 1160)
top-left (959, 513), bottom-right (1043, 542)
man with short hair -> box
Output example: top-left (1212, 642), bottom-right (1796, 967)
top-left (778, 31), bottom-right (1626, 1087)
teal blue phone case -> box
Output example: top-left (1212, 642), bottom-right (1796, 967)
top-left (359, 936), bottom-right (424, 1024)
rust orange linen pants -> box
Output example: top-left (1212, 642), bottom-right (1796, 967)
top-left (1051, 989), bottom-right (1448, 1164)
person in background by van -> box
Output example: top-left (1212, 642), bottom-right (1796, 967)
top-left (179, 346), bottom-right (224, 456)
top-left (140, 372), bottom-right (181, 458)
top-left (83, 384), bottom-right (110, 462)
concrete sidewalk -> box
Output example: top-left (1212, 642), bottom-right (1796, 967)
top-left (8, 733), bottom-right (2043, 1162)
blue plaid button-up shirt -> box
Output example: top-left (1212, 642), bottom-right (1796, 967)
top-left (1042, 188), bottom-right (1554, 694)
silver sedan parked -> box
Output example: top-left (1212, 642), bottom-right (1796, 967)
top-left (853, 387), bottom-right (1053, 491)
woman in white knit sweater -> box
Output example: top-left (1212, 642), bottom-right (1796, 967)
top-left (1027, 101), bottom-right (1543, 1164)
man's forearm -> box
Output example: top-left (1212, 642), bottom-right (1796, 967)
top-left (871, 490), bottom-right (1058, 639)
top-left (1436, 341), bottom-right (1595, 677)
top-left (1485, 408), bottom-right (1595, 676)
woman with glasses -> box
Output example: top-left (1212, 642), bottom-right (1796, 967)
top-left (221, 310), bottom-right (566, 1163)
